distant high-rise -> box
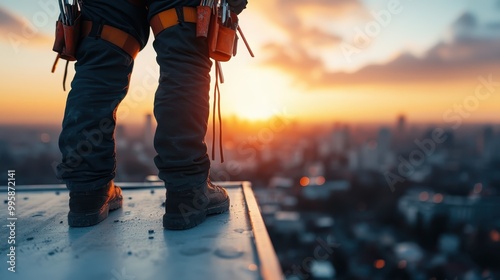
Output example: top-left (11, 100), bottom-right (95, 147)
top-left (479, 125), bottom-right (494, 162)
top-left (396, 114), bottom-right (406, 134)
top-left (377, 127), bottom-right (395, 169)
top-left (144, 113), bottom-right (154, 146)
top-left (359, 141), bottom-right (378, 170)
top-left (377, 127), bottom-right (391, 156)
top-left (116, 124), bottom-right (128, 149)
top-left (394, 114), bottom-right (407, 152)
top-left (331, 123), bottom-right (349, 155)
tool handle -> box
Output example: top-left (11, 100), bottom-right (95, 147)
top-left (237, 26), bottom-right (254, 57)
top-left (216, 61), bottom-right (225, 83)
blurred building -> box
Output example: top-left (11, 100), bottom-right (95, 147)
top-left (358, 141), bottom-right (378, 170)
top-left (310, 260), bottom-right (336, 280)
top-left (116, 124), bottom-right (128, 149)
top-left (301, 180), bottom-right (350, 201)
top-left (478, 125), bottom-right (496, 163)
top-left (394, 114), bottom-right (409, 152)
top-left (331, 124), bottom-right (350, 155)
top-left (144, 113), bottom-right (154, 146)
top-left (396, 114), bottom-right (406, 135)
top-left (377, 127), bottom-right (396, 170)
top-left (399, 189), bottom-right (500, 227)
top-left (272, 211), bottom-right (304, 234)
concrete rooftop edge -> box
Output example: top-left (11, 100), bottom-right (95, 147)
top-left (0, 181), bottom-right (284, 280)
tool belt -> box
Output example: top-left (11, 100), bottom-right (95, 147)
top-left (149, 6), bottom-right (253, 62)
top-left (51, 3), bottom-right (141, 91)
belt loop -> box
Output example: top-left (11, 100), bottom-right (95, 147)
top-left (174, 6), bottom-right (184, 24)
top-left (89, 22), bottom-right (103, 38)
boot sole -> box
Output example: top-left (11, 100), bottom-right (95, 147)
top-left (207, 197), bottom-right (230, 215)
top-left (68, 196), bottom-right (123, 227)
top-left (163, 197), bottom-right (230, 230)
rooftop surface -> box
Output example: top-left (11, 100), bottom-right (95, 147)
top-left (0, 182), bottom-right (282, 280)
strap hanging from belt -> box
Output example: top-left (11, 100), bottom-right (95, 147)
top-left (51, 55), bottom-right (71, 91)
top-left (212, 62), bottom-right (224, 163)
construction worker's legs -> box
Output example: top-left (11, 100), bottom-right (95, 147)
top-left (148, 1), bottom-right (213, 191)
top-left (57, 0), bottom-right (149, 191)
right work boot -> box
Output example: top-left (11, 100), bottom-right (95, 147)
top-left (163, 180), bottom-right (230, 230)
top-left (68, 181), bottom-right (123, 227)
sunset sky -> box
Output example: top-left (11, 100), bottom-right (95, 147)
top-left (1, 0), bottom-right (499, 126)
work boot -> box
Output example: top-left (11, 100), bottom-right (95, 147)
top-left (68, 181), bottom-right (123, 227)
top-left (163, 180), bottom-right (230, 230)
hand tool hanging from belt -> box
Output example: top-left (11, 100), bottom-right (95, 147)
top-left (51, 0), bottom-right (81, 91)
top-left (149, 1), bottom-right (253, 163)
top-left (203, 0), bottom-right (254, 163)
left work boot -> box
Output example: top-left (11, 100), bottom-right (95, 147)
top-left (68, 181), bottom-right (123, 227)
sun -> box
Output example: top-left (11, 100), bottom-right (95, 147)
top-left (215, 66), bottom-right (292, 122)
top-left (219, 79), bottom-right (281, 122)
top-left (236, 106), bottom-right (276, 121)
top-left (228, 96), bottom-right (279, 121)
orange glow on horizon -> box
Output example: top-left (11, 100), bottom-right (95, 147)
top-left (1, 43), bottom-right (500, 126)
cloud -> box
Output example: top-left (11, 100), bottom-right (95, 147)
top-left (252, 0), bottom-right (364, 49)
top-left (262, 43), bottom-right (327, 85)
top-left (0, 6), bottom-right (20, 28)
top-left (0, 6), bottom-right (52, 50)
top-left (260, 10), bottom-right (500, 88)
top-left (301, 27), bottom-right (342, 47)
top-left (253, 0), bottom-right (365, 19)
top-left (452, 12), bottom-right (477, 32)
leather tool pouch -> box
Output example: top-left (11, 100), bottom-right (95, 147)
top-left (52, 20), bottom-right (65, 54)
top-left (196, 6), bottom-right (211, 38)
top-left (52, 13), bottom-right (81, 62)
top-left (51, 11), bottom-right (81, 90)
top-left (207, 7), bottom-right (237, 62)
